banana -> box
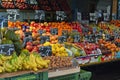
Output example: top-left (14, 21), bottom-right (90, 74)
top-left (0, 66), bottom-right (4, 73)
top-left (0, 59), bottom-right (3, 65)
top-left (4, 62), bottom-right (13, 70)
top-left (0, 55), bottom-right (12, 61)
top-left (37, 64), bottom-right (43, 69)
top-left (35, 57), bottom-right (41, 64)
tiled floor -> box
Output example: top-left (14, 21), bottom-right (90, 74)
top-left (81, 60), bottom-right (120, 80)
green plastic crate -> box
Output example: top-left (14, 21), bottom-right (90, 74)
top-left (38, 71), bottom-right (48, 80)
top-left (79, 70), bottom-right (92, 80)
top-left (0, 78), bottom-right (6, 80)
top-left (49, 72), bottom-right (79, 80)
top-left (0, 71), bottom-right (48, 80)
top-left (9, 72), bottom-right (39, 80)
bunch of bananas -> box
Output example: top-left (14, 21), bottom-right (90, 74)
top-left (0, 50), bottom-right (50, 73)
top-left (22, 53), bottom-right (50, 71)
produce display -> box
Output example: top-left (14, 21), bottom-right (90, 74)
top-left (1, 0), bottom-right (15, 9)
top-left (0, 0), bottom-right (120, 79)
top-left (44, 56), bottom-right (72, 70)
top-left (1, 18), bottom-right (120, 80)
top-left (15, 0), bottom-right (28, 9)
top-left (111, 20), bottom-right (120, 27)
top-left (0, 50), bottom-right (50, 73)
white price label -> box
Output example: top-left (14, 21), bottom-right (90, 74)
top-left (7, 9), bottom-right (19, 21)
top-left (35, 10), bottom-right (45, 20)
top-left (56, 11), bottom-right (67, 21)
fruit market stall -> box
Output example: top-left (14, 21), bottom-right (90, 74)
top-left (3, 0), bottom-right (120, 80)
top-left (1, 11), bottom-right (120, 79)
top-left (0, 21), bottom-right (81, 79)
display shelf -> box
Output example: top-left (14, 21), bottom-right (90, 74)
top-left (80, 58), bottom-right (120, 67)
top-left (48, 67), bottom-right (80, 78)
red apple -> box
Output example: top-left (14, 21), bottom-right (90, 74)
top-left (26, 45), bottom-right (33, 51)
top-left (26, 42), bottom-right (33, 46)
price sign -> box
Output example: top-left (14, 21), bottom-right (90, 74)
top-left (50, 28), bottom-right (58, 35)
top-left (105, 34), bottom-right (111, 40)
top-left (40, 36), bottom-right (50, 44)
top-left (22, 36), bottom-right (33, 47)
top-left (56, 11), bottom-right (67, 21)
top-left (95, 34), bottom-right (101, 39)
top-left (115, 31), bottom-right (120, 39)
top-left (38, 30), bottom-right (45, 35)
top-left (35, 10), bottom-right (45, 21)
top-left (24, 31), bottom-right (32, 37)
top-left (0, 15), bottom-right (8, 28)
top-left (74, 34), bottom-right (80, 42)
top-left (72, 30), bottom-right (78, 33)
top-left (0, 44), bottom-right (15, 55)
top-left (99, 30), bottom-right (103, 35)
top-left (7, 9), bottom-right (19, 21)
top-left (39, 46), bottom-right (52, 57)
top-left (62, 30), bottom-right (68, 36)
top-left (58, 36), bottom-right (67, 43)
top-left (93, 27), bottom-right (97, 33)
top-left (29, 0), bottom-right (37, 4)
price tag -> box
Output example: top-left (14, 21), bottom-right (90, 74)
top-left (56, 11), bottom-right (67, 21)
top-left (93, 27), bottom-right (97, 33)
top-left (7, 9), bottom-right (19, 21)
top-left (40, 36), bottom-right (50, 44)
top-left (62, 30), bottom-right (68, 36)
top-left (22, 36), bottom-right (33, 47)
top-left (58, 36), bottom-right (67, 43)
top-left (74, 34), bottom-right (80, 42)
top-left (38, 30), bottom-right (45, 35)
top-left (0, 16), bottom-right (8, 28)
top-left (50, 28), bottom-right (58, 35)
top-left (29, 0), bottom-right (37, 4)
top-left (105, 34), bottom-right (111, 40)
top-left (99, 30), bottom-right (103, 35)
top-left (35, 10), bottom-right (45, 21)
top-left (0, 44), bottom-right (15, 56)
top-left (39, 46), bottom-right (52, 57)
top-left (24, 32), bottom-right (32, 37)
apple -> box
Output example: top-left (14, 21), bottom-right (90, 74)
top-left (26, 42), bottom-right (33, 46)
top-left (26, 45), bottom-right (33, 51)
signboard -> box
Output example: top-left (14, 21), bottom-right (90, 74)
top-left (35, 10), bottom-right (45, 21)
top-left (40, 36), bottom-right (50, 44)
top-left (74, 34), bottom-right (80, 42)
top-left (7, 9), bottom-right (19, 21)
top-left (22, 35), bottom-right (33, 47)
top-left (29, 0), bottom-right (37, 4)
top-left (24, 32), bottom-right (32, 37)
top-left (58, 36), bottom-right (67, 43)
top-left (50, 28), bottom-right (58, 35)
top-left (38, 30), bottom-right (45, 35)
top-left (56, 11), bottom-right (67, 21)
top-left (0, 15), bottom-right (8, 28)
top-left (0, 44), bottom-right (15, 55)
top-left (39, 46), bottom-right (52, 57)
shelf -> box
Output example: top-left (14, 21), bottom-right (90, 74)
top-left (80, 58), bottom-right (120, 67)
top-left (48, 67), bottom-right (80, 78)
